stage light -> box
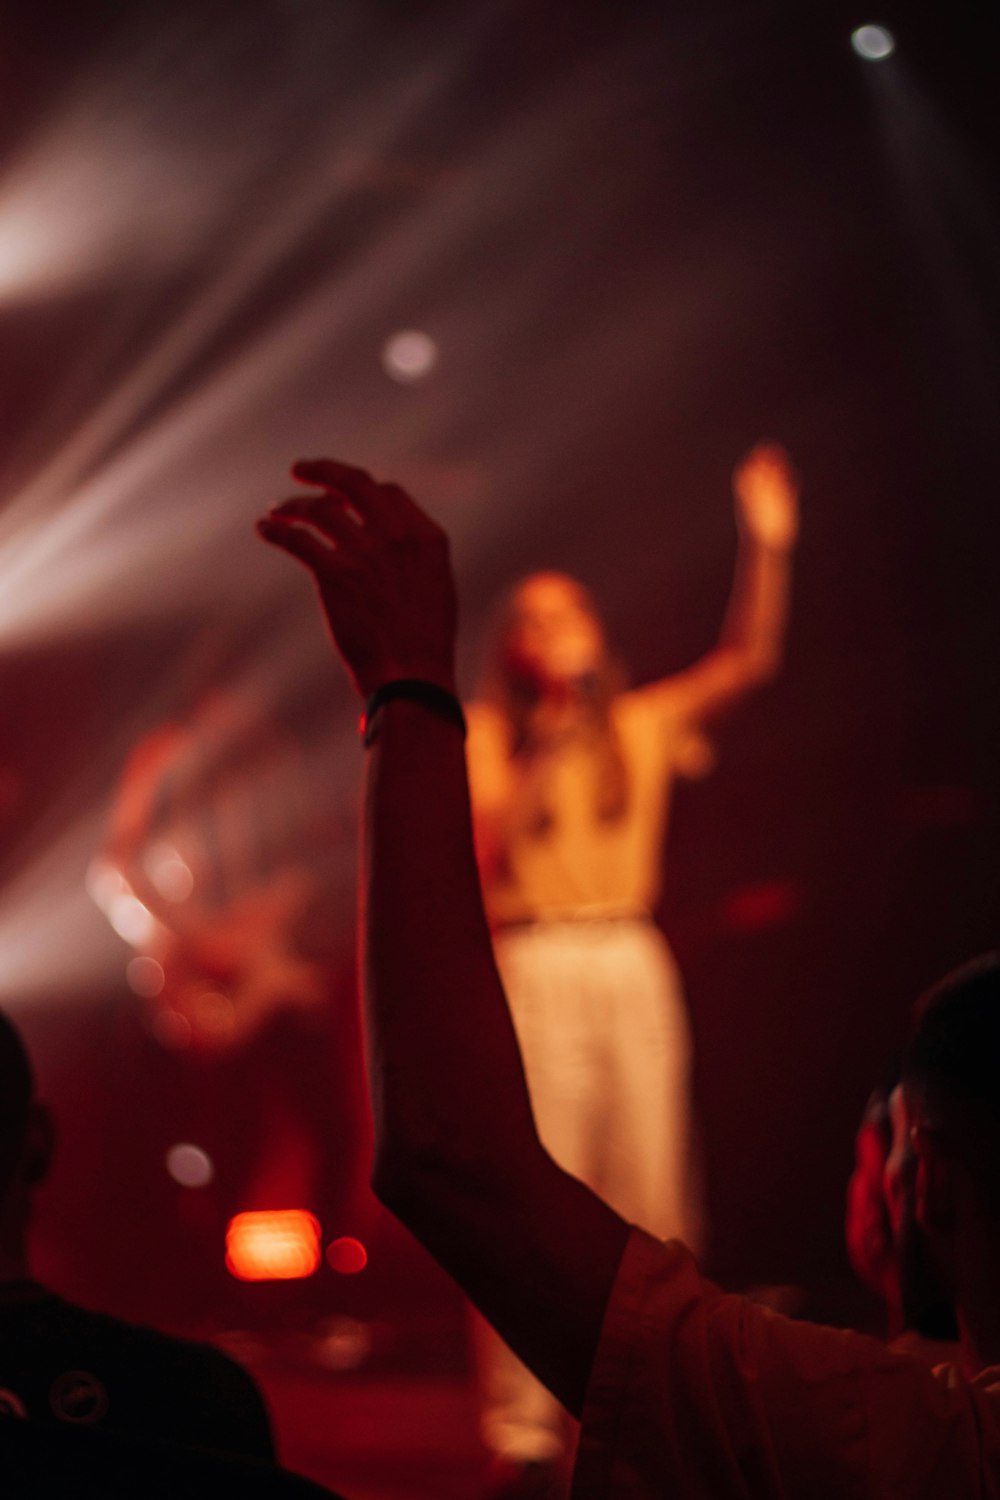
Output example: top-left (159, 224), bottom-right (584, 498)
top-left (0, 814), bottom-right (127, 1004)
top-left (126, 955), bottom-right (165, 997)
top-left (85, 859), bottom-right (125, 913)
top-left (326, 1236), bottom-right (368, 1275)
top-left (87, 860), bottom-right (160, 947)
top-left (720, 878), bottom-right (801, 935)
top-left (381, 329), bottom-right (438, 383)
top-left (165, 1142), bottom-right (214, 1188)
top-left (851, 25), bottom-right (895, 60)
top-left (225, 1209), bottom-right (322, 1281)
top-left (107, 892), bottom-right (157, 948)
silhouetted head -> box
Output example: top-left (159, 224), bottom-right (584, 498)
top-left (887, 954), bottom-right (1000, 1340)
top-left (481, 573), bottom-right (628, 819)
top-left (0, 1010), bottom-right (52, 1222)
top-left (844, 1079), bottom-right (898, 1312)
top-left (0, 1011), bottom-right (33, 1197)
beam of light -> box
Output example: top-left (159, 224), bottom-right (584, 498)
top-left (0, 4), bottom-right (377, 306)
top-left (861, 54), bottom-right (1000, 450)
top-left (0, 3), bottom-right (854, 1014)
top-left (0, 4), bottom-right (495, 649)
top-left (0, 3), bottom-right (804, 657)
top-left (851, 25), bottom-right (896, 62)
top-left (0, 809), bottom-right (128, 1008)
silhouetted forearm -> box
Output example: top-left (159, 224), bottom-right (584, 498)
top-left (363, 698), bottom-right (629, 1414)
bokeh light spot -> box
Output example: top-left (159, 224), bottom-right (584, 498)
top-left (312, 1315), bottom-right (372, 1372)
top-left (126, 955), bottom-right (165, 998)
top-left (144, 842), bottom-right (195, 902)
top-left (381, 329), bottom-right (438, 383)
top-left (851, 24), bottom-right (895, 60)
top-left (326, 1236), bottom-right (368, 1275)
top-left (165, 1142), bottom-right (214, 1188)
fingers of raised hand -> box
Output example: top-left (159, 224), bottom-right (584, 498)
top-left (256, 513), bottom-right (338, 574)
top-left (290, 459), bottom-right (439, 539)
top-left (735, 442), bottom-right (798, 501)
top-left (270, 493), bottom-right (364, 550)
top-left (257, 506), bottom-right (365, 584)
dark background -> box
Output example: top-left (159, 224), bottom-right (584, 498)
top-left (0, 0), bottom-right (996, 1327)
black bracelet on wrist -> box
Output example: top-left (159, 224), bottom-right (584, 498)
top-left (360, 679), bottom-right (467, 747)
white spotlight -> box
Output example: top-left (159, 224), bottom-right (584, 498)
top-left (107, 893), bottom-right (157, 948)
top-left (381, 329), bottom-right (438, 383)
top-left (851, 24), bottom-right (896, 60)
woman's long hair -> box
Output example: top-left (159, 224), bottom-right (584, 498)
top-left (479, 574), bottom-right (630, 830)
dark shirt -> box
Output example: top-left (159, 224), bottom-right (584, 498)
top-left (0, 1281), bottom-right (274, 1463)
top-left (0, 1422), bottom-right (341, 1499)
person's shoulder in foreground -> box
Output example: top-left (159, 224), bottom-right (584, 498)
top-left (0, 1285), bottom-right (274, 1459)
top-left (574, 1226), bottom-right (1000, 1499)
top-left (575, 951), bottom-right (1000, 1497)
top-left (0, 1416), bottom-right (342, 1500)
top-left (0, 1006), bottom-right (274, 1463)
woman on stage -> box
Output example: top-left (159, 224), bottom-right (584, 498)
top-left (465, 443), bottom-right (800, 1495)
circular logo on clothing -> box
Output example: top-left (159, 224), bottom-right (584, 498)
top-left (49, 1369), bottom-right (109, 1425)
top-left (0, 1387), bottom-right (28, 1419)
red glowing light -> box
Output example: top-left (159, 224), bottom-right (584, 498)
top-left (326, 1236), bottom-right (368, 1275)
top-left (720, 878), bottom-right (801, 934)
top-left (225, 1210), bottom-right (321, 1281)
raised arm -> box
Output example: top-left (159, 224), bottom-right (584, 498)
top-left (258, 461), bottom-right (629, 1415)
top-left (663, 443), bottom-right (799, 723)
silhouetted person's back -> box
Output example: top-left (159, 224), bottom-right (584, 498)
top-left (0, 1007), bottom-right (274, 1462)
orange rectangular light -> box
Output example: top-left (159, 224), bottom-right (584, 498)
top-left (225, 1209), bottom-right (321, 1281)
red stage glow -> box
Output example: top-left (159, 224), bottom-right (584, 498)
top-left (225, 1210), bottom-right (322, 1281)
top-left (721, 878), bottom-right (801, 934)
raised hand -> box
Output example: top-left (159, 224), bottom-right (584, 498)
top-left (732, 442), bottom-right (800, 551)
top-left (257, 459), bottom-right (457, 699)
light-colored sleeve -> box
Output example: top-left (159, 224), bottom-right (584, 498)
top-left (573, 1229), bottom-right (994, 1500)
